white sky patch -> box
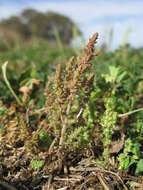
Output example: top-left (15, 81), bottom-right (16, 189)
top-left (0, 5), bottom-right (21, 19)
top-left (28, 1), bottom-right (143, 20)
top-left (0, 0), bottom-right (143, 49)
top-left (81, 18), bottom-right (143, 49)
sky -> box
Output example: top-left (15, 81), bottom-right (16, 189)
top-left (0, 0), bottom-right (143, 49)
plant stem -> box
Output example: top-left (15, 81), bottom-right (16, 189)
top-left (2, 61), bottom-right (23, 106)
top-left (118, 107), bottom-right (143, 118)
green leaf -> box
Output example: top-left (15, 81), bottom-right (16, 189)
top-left (125, 138), bottom-right (132, 153)
top-left (39, 130), bottom-right (52, 147)
top-left (0, 107), bottom-right (7, 116)
top-left (132, 143), bottom-right (140, 158)
top-left (104, 66), bottom-right (120, 83)
top-left (135, 159), bottom-right (143, 175)
top-left (0, 125), bottom-right (4, 133)
top-left (117, 71), bottom-right (127, 83)
top-left (31, 159), bottom-right (44, 170)
top-left (119, 155), bottom-right (135, 170)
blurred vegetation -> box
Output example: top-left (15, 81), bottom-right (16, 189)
top-left (0, 9), bottom-right (80, 50)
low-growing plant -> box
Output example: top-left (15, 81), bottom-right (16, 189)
top-left (45, 32), bottom-right (99, 150)
top-left (31, 159), bottom-right (44, 170)
top-left (101, 96), bottom-right (118, 159)
top-left (118, 112), bottom-right (143, 175)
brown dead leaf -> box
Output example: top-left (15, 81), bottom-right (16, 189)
top-left (129, 181), bottom-right (143, 190)
top-left (19, 86), bottom-right (30, 102)
top-left (6, 120), bottom-right (21, 146)
top-left (8, 103), bottom-right (16, 116)
top-left (109, 132), bottom-right (125, 154)
top-left (31, 78), bottom-right (42, 87)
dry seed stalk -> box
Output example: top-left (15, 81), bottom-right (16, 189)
top-left (45, 32), bottom-right (99, 148)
